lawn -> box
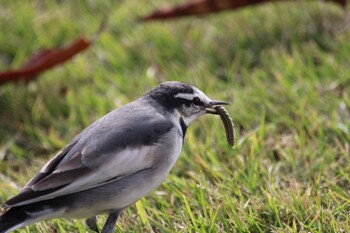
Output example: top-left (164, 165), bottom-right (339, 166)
top-left (0, 1), bottom-right (349, 232)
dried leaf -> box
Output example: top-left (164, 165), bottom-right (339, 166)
top-left (141, 0), bottom-right (347, 21)
top-left (0, 20), bottom-right (107, 86)
top-left (0, 38), bottom-right (90, 85)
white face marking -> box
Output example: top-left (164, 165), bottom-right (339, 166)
top-left (173, 86), bottom-right (213, 126)
top-left (174, 88), bottom-right (211, 105)
top-left (174, 93), bottom-right (195, 100)
top-left (192, 86), bottom-right (212, 104)
top-left (180, 109), bottom-right (204, 126)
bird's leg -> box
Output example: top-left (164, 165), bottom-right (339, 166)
top-left (86, 216), bottom-right (99, 233)
top-left (101, 210), bottom-right (122, 233)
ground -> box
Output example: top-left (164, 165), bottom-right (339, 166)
top-left (0, 1), bottom-right (349, 232)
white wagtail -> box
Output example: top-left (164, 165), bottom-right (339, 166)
top-left (0, 81), bottom-right (228, 233)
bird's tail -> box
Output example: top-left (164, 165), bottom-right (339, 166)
top-left (0, 206), bottom-right (29, 233)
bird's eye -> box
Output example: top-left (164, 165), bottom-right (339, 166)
top-left (192, 97), bottom-right (201, 106)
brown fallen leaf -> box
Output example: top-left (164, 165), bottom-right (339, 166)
top-left (0, 20), bottom-right (107, 86)
top-left (0, 38), bottom-right (90, 86)
top-left (141, 0), bottom-right (347, 21)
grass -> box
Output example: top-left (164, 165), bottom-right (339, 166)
top-left (0, 0), bottom-right (349, 232)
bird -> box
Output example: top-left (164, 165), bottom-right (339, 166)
top-left (0, 81), bottom-right (228, 233)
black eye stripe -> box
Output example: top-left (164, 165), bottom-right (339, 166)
top-left (153, 96), bottom-right (203, 111)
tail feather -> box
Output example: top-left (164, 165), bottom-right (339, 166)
top-left (0, 207), bottom-right (28, 233)
top-left (0, 200), bottom-right (63, 233)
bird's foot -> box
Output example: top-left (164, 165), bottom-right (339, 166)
top-left (86, 216), bottom-right (99, 233)
top-left (101, 210), bottom-right (122, 233)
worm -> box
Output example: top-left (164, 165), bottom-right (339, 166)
top-left (214, 106), bottom-right (235, 147)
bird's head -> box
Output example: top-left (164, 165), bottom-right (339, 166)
top-left (144, 81), bottom-right (228, 126)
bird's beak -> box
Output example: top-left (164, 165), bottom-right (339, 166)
top-left (205, 100), bottom-right (229, 115)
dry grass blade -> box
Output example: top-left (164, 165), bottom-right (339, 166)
top-left (214, 106), bottom-right (235, 147)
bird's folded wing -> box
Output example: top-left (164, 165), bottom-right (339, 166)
top-left (21, 139), bottom-right (80, 191)
top-left (4, 145), bottom-right (162, 208)
top-left (4, 112), bottom-right (174, 208)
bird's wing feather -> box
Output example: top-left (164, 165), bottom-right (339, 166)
top-left (5, 103), bottom-right (174, 207)
top-left (21, 138), bottom-right (81, 190)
